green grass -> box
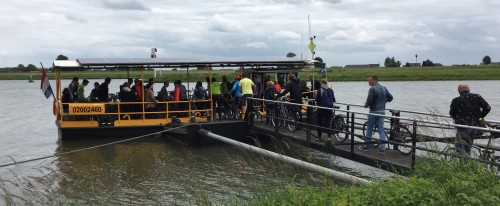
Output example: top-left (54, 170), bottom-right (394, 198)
top-left (310, 65), bottom-right (500, 81)
top-left (3, 65), bottom-right (500, 81)
top-left (247, 159), bottom-right (500, 206)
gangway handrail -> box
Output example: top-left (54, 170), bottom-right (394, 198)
top-left (247, 97), bottom-right (500, 134)
top-left (335, 101), bottom-right (500, 125)
top-left (335, 102), bottom-right (451, 118)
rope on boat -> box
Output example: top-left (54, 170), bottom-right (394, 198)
top-left (0, 124), bottom-right (190, 169)
top-left (198, 128), bottom-right (371, 185)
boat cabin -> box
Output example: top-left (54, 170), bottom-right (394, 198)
top-left (52, 57), bottom-right (310, 139)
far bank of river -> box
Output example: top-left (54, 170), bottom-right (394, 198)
top-left (2, 65), bottom-right (500, 82)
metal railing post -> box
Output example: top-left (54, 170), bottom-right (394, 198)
top-left (346, 104), bottom-right (350, 141)
top-left (306, 106), bottom-right (312, 147)
top-left (274, 101), bottom-right (279, 137)
top-left (350, 112), bottom-right (355, 155)
top-left (412, 120), bottom-right (417, 170)
top-left (247, 99), bottom-right (254, 126)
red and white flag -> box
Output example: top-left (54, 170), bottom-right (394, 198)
top-left (40, 66), bottom-right (53, 99)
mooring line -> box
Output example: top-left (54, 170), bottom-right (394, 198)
top-left (0, 124), bottom-right (190, 169)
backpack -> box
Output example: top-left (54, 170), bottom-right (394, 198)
top-left (194, 88), bottom-right (206, 100)
top-left (319, 88), bottom-right (334, 108)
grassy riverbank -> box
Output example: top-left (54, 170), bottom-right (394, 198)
top-left (3, 155), bottom-right (498, 205)
top-left (2, 65), bottom-right (500, 81)
top-left (246, 159), bottom-right (500, 206)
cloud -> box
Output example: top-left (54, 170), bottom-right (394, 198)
top-left (270, 31), bottom-right (301, 41)
top-left (264, 0), bottom-right (340, 5)
top-left (245, 42), bottom-right (269, 49)
top-left (208, 13), bottom-right (243, 32)
top-left (100, 0), bottom-right (149, 11)
top-left (1, 0), bottom-right (500, 67)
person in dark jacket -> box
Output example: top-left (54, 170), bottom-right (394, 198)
top-left (315, 79), bottom-right (335, 141)
top-left (119, 82), bottom-right (133, 112)
top-left (309, 75), bottom-right (321, 92)
top-left (277, 74), bottom-right (303, 114)
top-left (301, 80), bottom-right (313, 102)
top-left (61, 88), bottom-right (71, 113)
top-left (449, 83), bottom-right (491, 155)
top-left (89, 82), bottom-right (100, 102)
top-left (98, 77), bottom-right (111, 102)
top-left (263, 81), bottom-right (280, 124)
top-left (277, 74), bottom-right (302, 104)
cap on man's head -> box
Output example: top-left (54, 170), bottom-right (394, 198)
top-left (83, 79), bottom-right (89, 84)
top-left (235, 75), bottom-right (241, 80)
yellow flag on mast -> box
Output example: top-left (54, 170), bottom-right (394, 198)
top-left (308, 38), bottom-right (316, 53)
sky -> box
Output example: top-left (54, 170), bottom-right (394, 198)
top-left (1, 0), bottom-right (499, 68)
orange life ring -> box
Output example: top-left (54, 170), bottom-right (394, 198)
top-left (53, 101), bottom-right (61, 119)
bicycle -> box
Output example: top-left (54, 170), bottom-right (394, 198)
top-left (227, 97), bottom-right (242, 120)
top-left (270, 96), bottom-right (289, 129)
top-left (443, 122), bottom-right (500, 165)
top-left (361, 109), bottom-right (414, 155)
top-left (267, 96), bottom-right (305, 132)
top-left (329, 106), bottom-right (349, 142)
top-left (219, 97), bottom-right (242, 120)
top-left (286, 104), bottom-right (301, 132)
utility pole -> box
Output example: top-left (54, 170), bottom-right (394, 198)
top-left (415, 54), bottom-right (418, 67)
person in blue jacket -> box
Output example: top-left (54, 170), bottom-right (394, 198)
top-left (360, 75), bottom-right (393, 154)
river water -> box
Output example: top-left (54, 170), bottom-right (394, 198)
top-left (0, 79), bottom-right (498, 204)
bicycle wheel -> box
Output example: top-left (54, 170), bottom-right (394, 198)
top-left (331, 115), bottom-right (349, 142)
top-left (362, 121), bottom-right (383, 148)
top-left (280, 107), bottom-right (288, 128)
top-left (270, 109), bottom-right (279, 127)
top-left (226, 108), bottom-right (235, 119)
top-left (234, 109), bottom-right (242, 120)
top-left (393, 125), bottom-right (414, 156)
top-left (287, 111), bottom-right (300, 132)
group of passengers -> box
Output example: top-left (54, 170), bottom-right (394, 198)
top-left (62, 77), bottom-right (112, 104)
top-left (60, 74), bottom-right (323, 120)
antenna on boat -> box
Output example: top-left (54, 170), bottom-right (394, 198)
top-left (307, 15), bottom-right (319, 91)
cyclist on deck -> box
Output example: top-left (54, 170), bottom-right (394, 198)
top-left (449, 83), bottom-right (491, 156)
top-left (277, 73), bottom-right (302, 118)
top-left (239, 74), bottom-right (256, 114)
top-left (229, 76), bottom-right (243, 109)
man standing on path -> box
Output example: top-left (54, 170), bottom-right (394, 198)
top-left (449, 84), bottom-right (491, 156)
top-left (360, 75), bottom-right (393, 154)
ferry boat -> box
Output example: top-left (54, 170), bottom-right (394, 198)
top-left (51, 58), bottom-right (311, 139)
